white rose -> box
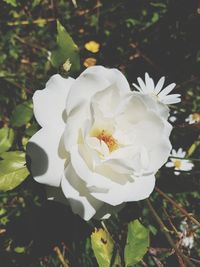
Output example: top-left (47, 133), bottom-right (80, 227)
top-left (27, 66), bottom-right (172, 221)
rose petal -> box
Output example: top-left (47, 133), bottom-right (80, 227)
top-left (90, 174), bottom-right (155, 205)
top-left (61, 163), bottom-right (103, 221)
top-left (27, 126), bottom-right (66, 187)
top-left (33, 74), bottom-right (74, 127)
top-left (66, 66), bottom-right (130, 116)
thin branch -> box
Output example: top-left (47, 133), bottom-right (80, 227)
top-left (54, 246), bottom-right (69, 267)
top-left (155, 187), bottom-right (200, 228)
top-left (14, 35), bottom-right (48, 54)
top-left (7, 18), bottom-right (55, 26)
top-left (163, 207), bottom-right (179, 236)
top-left (170, 156), bottom-right (200, 162)
top-left (146, 199), bottom-right (196, 267)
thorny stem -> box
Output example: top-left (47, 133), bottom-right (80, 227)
top-left (155, 187), bottom-right (200, 228)
top-left (146, 199), bottom-right (196, 267)
top-left (54, 246), bottom-right (69, 267)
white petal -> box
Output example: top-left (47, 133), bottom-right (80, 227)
top-left (33, 74), bottom-right (74, 127)
top-left (171, 149), bottom-right (177, 156)
top-left (145, 73), bottom-right (154, 91)
top-left (91, 83), bottom-right (126, 117)
top-left (137, 77), bottom-right (148, 92)
top-left (70, 145), bottom-right (117, 190)
top-left (154, 77), bottom-right (165, 94)
top-left (85, 66), bottom-right (130, 92)
top-left (158, 83), bottom-right (176, 97)
top-left (66, 66), bottom-right (130, 116)
top-left (180, 161), bottom-right (194, 171)
top-left (27, 126), bottom-right (66, 187)
top-left (177, 148), bottom-right (186, 157)
top-left (160, 94), bottom-right (181, 104)
top-left (132, 82), bottom-right (142, 91)
top-left (165, 161), bottom-right (174, 167)
top-left (61, 163), bottom-right (103, 221)
top-left (149, 138), bottom-right (172, 172)
top-left (90, 174), bottom-right (155, 205)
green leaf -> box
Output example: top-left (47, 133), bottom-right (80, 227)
top-left (50, 20), bottom-right (80, 73)
top-left (0, 127), bottom-right (14, 154)
top-left (124, 220), bottom-right (149, 267)
top-left (196, 50), bottom-right (200, 62)
top-left (10, 101), bottom-right (33, 127)
top-left (0, 151), bottom-right (29, 191)
top-left (3, 0), bottom-right (17, 7)
top-left (14, 246), bottom-right (26, 253)
top-left (91, 228), bottom-right (121, 267)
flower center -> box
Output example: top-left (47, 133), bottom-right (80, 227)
top-left (192, 113), bottom-right (200, 121)
top-left (174, 159), bottom-right (182, 169)
top-left (92, 129), bottom-right (119, 152)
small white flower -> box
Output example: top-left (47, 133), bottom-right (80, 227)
top-left (132, 73), bottom-right (181, 105)
top-left (166, 148), bottom-right (194, 175)
top-left (185, 113), bottom-right (200, 124)
top-left (180, 220), bottom-right (195, 250)
top-left (169, 111), bottom-right (178, 123)
top-left (182, 236), bottom-right (194, 249)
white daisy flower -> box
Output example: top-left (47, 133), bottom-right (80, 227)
top-left (132, 73), bottom-right (181, 105)
top-left (185, 113), bottom-right (200, 124)
top-left (165, 148), bottom-right (194, 175)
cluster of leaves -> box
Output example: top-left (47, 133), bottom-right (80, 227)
top-left (0, 0), bottom-right (200, 266)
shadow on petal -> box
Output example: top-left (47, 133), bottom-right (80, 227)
top-left (26, 142), bottom-right (48, 176)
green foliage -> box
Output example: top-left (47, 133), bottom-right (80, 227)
top-left (0, 127), bottom-right (14, 154)
top-left (0, 151), bottom-right (29, 191)
top-left (124, 220), bottom-right (149, 266)
top-left (3, 0), bottom-right (17, 7)
top-left (14, 246), bottom-right (26, 254)
top-left (50, 20), bottom-right (80, 74)
top-left (91, 228), bottom-right (121, 267)
top-left (10, 101), bottom-right (33, 128)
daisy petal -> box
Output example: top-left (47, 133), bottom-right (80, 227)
top-left (137, 77), bottom-right (147, 92)
top-left (132, 82), bottom-right (142, 91)
top-left (158, 83), bottom-right (176, 98)
top-left (161, 94), bottom-right (181, 104)
top-left (154, 76), bottom-right (165, 94)
top-left (145, 73), bottom-right (154, 91)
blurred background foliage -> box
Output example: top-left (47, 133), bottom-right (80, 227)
top-left (0, 0), bottom-right (200, 266)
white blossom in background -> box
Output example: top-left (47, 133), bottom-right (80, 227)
top-left (27, 66), bottom-right (177, 220)
top-left (185, 113), bottom-right (200, 124)
top-left (180, 220), bottom-right (195, 250)
top-left (169, 110), bottom-right (178, 123)
top-left (165, 148), bottom-right (194, 175)
top-left (132, 73), bottom-right (181, 105)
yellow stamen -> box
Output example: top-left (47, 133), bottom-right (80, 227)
top-left (174, 159), bottom-right (182, 169)
top-left (91, 129), bottom-right (119, 152)
top-left (192, 113), bottom-right (200, 121)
